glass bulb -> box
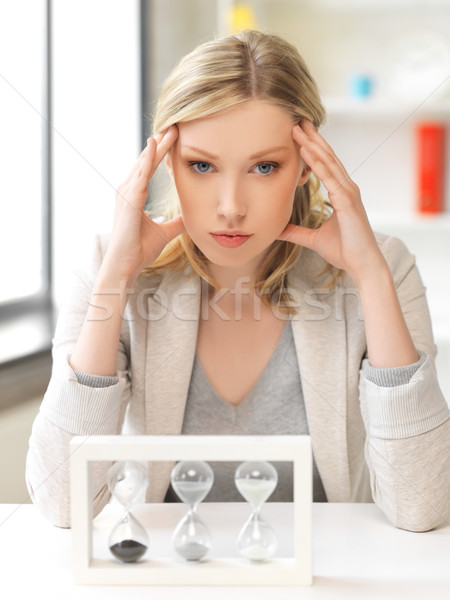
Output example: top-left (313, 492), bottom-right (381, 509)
top-left (234, 461), bottom-right (278, 562)
top-left (106, 460), bottom-right (148, 510)
top-left (106, 461), bottom-right (149, 563)
top-left (235, 461), bottom-right (278, 509)
top-left (170, 461), bottom-right (214, 561)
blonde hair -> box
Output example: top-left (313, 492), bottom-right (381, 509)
top-left (145, 30), bottom-right (335, 313)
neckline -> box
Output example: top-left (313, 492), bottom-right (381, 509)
top-left (193, 321), bottom-right (292, 409)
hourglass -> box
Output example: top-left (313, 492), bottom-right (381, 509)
top-left (234, 461), bottom-right (278, 562)
top-left (171, 461), bottom-right (214, 561)
top-left (106, 460), bottom-right (149, 563)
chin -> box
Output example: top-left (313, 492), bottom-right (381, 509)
top-left (198, 247), bottom-right (254, 268)
top-left (195, 238), bottom-right (275, 271)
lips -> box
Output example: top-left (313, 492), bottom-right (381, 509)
top-left (210, 231), bottom-right (253, 248)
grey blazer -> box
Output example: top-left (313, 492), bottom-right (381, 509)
top-left (26, 232), bottom-right (450, 531)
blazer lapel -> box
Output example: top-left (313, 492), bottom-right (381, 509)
top-left (144, 269), bottom-right (201, 501)
top-left (289, 257), bottom-right (351, 502)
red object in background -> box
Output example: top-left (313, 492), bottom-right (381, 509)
top-left (416, 122), bottom-right (446, 214)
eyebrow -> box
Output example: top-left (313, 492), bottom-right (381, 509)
top-left (181, 145), bottom-right (290, 161)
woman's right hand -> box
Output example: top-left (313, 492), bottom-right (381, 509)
top-left (100, 125), bottom-right (185, 286)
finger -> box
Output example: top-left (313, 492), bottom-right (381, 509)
top-left (134, 126), bottom-right (178, 186)
top-left (118, 127), bottom-right (178, 211)
top-left (299, 118), bottom-right (335, 155)
top-left (115, 140), bottom-right (156, 212)
top-left (137, 136), bottom-right (160, 183)
top-left (299, 118), bottom-right (340, 166)
top-left (277, 223), bottom-right (318, 251)
top-left (159, 214), bottom-right (185, 241)
top-left (153, 125), bottom-right (179, 169)
top-left (294, 123), bottom-right (333, 160)
top-left (294, 122), bottom-right (348, 175)
top-left (153, 131), bottom-right (165, 144)
top-left (302, 152), bottom-right (355, 206)
top-left (122, 134), bottom-right (161, 187)
top-left (294, 128), bottom-right (355, 199)
top-left (140, 214), bottom-right (185, 250)
top-left (294, 132), bottom-right (343, 184)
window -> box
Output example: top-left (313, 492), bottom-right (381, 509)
top-left (0, 0), bottom-right (53, 364)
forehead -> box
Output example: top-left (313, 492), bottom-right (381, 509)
top-left (177, 100), bottom-right (295, 155)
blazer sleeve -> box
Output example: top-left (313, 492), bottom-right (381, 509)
top-left (25, 234), bottom-right (131, 528)
top-left (359, 235), bottom-right (450, 532)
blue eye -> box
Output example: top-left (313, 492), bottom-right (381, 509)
top-left (191, 161), bottom-right (212, 173)
top-left (254, 162), bottom-right (276, 175)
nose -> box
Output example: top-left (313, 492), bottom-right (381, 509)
top-left (217, 178), bottom-right (247, 220)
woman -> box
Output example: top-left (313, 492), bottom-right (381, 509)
top-left (26, 30), bottom-right (449, 531)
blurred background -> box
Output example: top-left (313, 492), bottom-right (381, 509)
top-left (1, 0), bottom-right (449, 503)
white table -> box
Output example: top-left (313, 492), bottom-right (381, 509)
top-left (0, 503), bottom-right (448, 599)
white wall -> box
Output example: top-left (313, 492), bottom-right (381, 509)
top-left (52, 0), bottom-right (140, 307)
top-left (259, 0), bottom-right (450, 403)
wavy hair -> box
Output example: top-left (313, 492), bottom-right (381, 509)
top-left (145, 30), bottom-right (335, 313)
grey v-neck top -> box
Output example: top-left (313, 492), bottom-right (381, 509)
top-left (164, 321), bottom-right (328, 503)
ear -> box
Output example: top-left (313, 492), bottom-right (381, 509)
top-left (165, 154), bottom-right (173, 178)
top-left (297, 164), bottom-right (311, 187)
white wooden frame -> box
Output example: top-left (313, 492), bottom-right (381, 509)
top-left (70, 435), bottom-right (312, 586)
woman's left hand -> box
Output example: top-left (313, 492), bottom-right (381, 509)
top-left (277, 118), bottom-right (386, 288)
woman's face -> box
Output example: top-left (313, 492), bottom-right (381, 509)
top-left (167, 99), bottom-right (310, 270)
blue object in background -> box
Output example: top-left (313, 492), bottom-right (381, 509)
top-left (349, 74), bottom-right (374, 99)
